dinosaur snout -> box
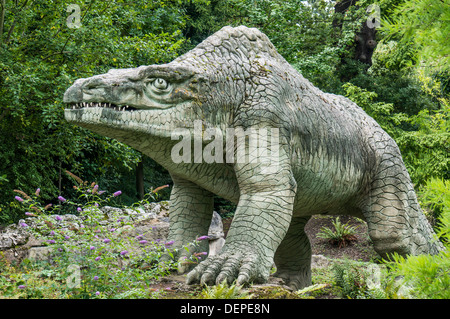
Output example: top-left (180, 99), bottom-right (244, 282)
top-left (63, 78), bottom-right (85, 104)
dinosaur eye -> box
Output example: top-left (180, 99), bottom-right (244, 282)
top-left (153, 78), bottom-right (168, 90)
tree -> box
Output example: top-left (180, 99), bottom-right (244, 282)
top-left (381, 0), bottom-right (450, 75)
top-left (0, 0), bottom-right (205, 223)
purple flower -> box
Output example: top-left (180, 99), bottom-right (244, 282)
top-left (113, 190), bottom-right (122, 197)
top-left (165, 240), bottom-right (174, 247)
top-left (15, 196), bottom-right (24, 202)
top-left (58, 196), bottom-right (66, 202)
top-left (94, 203), bottom-right (99, 207)
top-left (64, 235), bottom-right (70, 240)
top-left (18, 285), bottom-right (26, 289)
top-left (93, 276), bottom-right (99, 281)
top-left (77, 207), bottom-right (82, 212)
top-left (109, 228), bottom-right (115, 232)
top-left (25, 212), bottom-right (34, 216)
top-left (98, 190), bottom-right (106, 195)
top-left (95, 256), bottom-right (101, 261)
top-left (48, 240), bottom-right (55, 244)
top-left (139, 240), bottom-right (148, 245)
top-left (58, 248), bottom-right (63, 252)
top-left (35, 188), bottom-right (40, 196)
top-left (94, 235), bottom-right (99, 239)
top-left (196, 236), bottom-right (210, 241)
top-left (96, 291), bottom-right (100, 296)
top-left (54, 215), bottom-right (62, 221)
top-left (136, 234), bottom-right (144, 240)
top-left (20, 222), bottom-right (28, 228)
top-left (90, 246), bottom-right (96, 250)
top-left (103, 239), bottom-right (111, 243)
top-left (50, 231), bottom-right (55, 236)
top-left (198, 252), bottom-right (208, 256)
top-left (120, 250), bottom-right (128, 255)
top-left (93, 185), bottom-right (99, 192)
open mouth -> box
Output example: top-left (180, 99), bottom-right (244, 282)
top-left (67, 102), bottom-right (138, 112)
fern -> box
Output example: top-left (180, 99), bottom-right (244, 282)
top-left (317, 217), bottom-right (358, 248)
top-left (200, 280), bottom-right (252, 299)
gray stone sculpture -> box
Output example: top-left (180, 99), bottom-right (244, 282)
top-left (63, 26), bottom-right (443, 289)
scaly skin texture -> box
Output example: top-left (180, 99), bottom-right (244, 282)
top-left (63, 26), bottom-right (444, 289)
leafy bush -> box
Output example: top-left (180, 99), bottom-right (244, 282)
top-left (343, 82), bottom-right (449, 186)
top-left (418, 177), bottom-right (450, 227)
top-left (2, 180), bottom-right (205, 299)
top-left (384, 181), bottom-right (450, 299)
top-left (316, 217), bottom-right (358, 248)
top-left (332, 260), bottom-right (390, 299)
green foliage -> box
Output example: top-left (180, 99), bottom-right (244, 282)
top-left (395, 101), bottom-right (450, 185)
top-left (200, 280), bottom-right (252, 299)
top-left (343, 82), bottom-right (449, 186)
top-left (384, 185), bottom-right (450, 299)
top-left (0, 184), bottom-right (191, 299)
top-left (381, 0), bottom-right (450, 74)
top-left (385, 249), bottom-right (450, 299)
top-left (316, 217), bottom-right (358, 248)
top-left (0, 0), bottom-right (199, 223)
top-left (418, 178), bottom-right (450, 227)
top-left (332, 260), bottom-right (390, 299)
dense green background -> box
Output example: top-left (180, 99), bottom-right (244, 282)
top-left (0, 0), bottom-right (448, 224)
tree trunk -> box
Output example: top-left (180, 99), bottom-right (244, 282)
top-left (333, 0), bottom-right (377, 66)
top-left (0, 0), bottom-right (5, 44)
top-left (136, 159), bottom-right (144, 200)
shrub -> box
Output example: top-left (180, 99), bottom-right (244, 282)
top-left (5, 179), bottom-right (202, 299)
top-left (316, 217), bottom-right (358, 248)
top-left (332, 260), bottom-right (388, 299)
top-left (418, 177), bottom-right (450, 228)
top-left (384, 192), bottom-right (450, 299)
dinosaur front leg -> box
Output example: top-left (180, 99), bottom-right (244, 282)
top-left (167, 174), bottom-right (214, 271)
top-left (186, 155), bottom-right (296, 286)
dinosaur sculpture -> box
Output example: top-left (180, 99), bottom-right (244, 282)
top-left (63, 26), bottom-right (443, 289)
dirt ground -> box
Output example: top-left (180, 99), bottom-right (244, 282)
top-left (222, 214), bottom-right (378, 262)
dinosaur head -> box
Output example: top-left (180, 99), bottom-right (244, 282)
top-left (63, 62), bottom-right (206, 139)
top-left (64, 26), bottom-right (286, 155)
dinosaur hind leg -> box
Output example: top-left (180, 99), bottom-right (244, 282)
top-left (273, 216), bottom-right (312, 290)
top-left (362, 151), bottom-right (443, 258)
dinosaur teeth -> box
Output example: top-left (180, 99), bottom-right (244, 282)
top-left (69, 102), bottom-right (135, 111)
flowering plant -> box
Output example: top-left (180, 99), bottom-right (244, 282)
top-left (7, 172), bottom-right (194, 299)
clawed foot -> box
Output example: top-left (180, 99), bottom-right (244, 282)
top-left (186, 247), bottom-right (271, 286)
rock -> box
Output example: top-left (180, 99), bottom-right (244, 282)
top-left (0, 226), bottom-right (29, 250)
top-left (208, 211), bottom-right (225, 256)
top-left (208, 211), bottom-right (224, 240)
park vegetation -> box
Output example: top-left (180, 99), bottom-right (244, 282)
top-left (0, 0), bottom-right (448, 299)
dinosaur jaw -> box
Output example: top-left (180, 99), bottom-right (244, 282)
top-left (64, 100), bottom-right (195, 140)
